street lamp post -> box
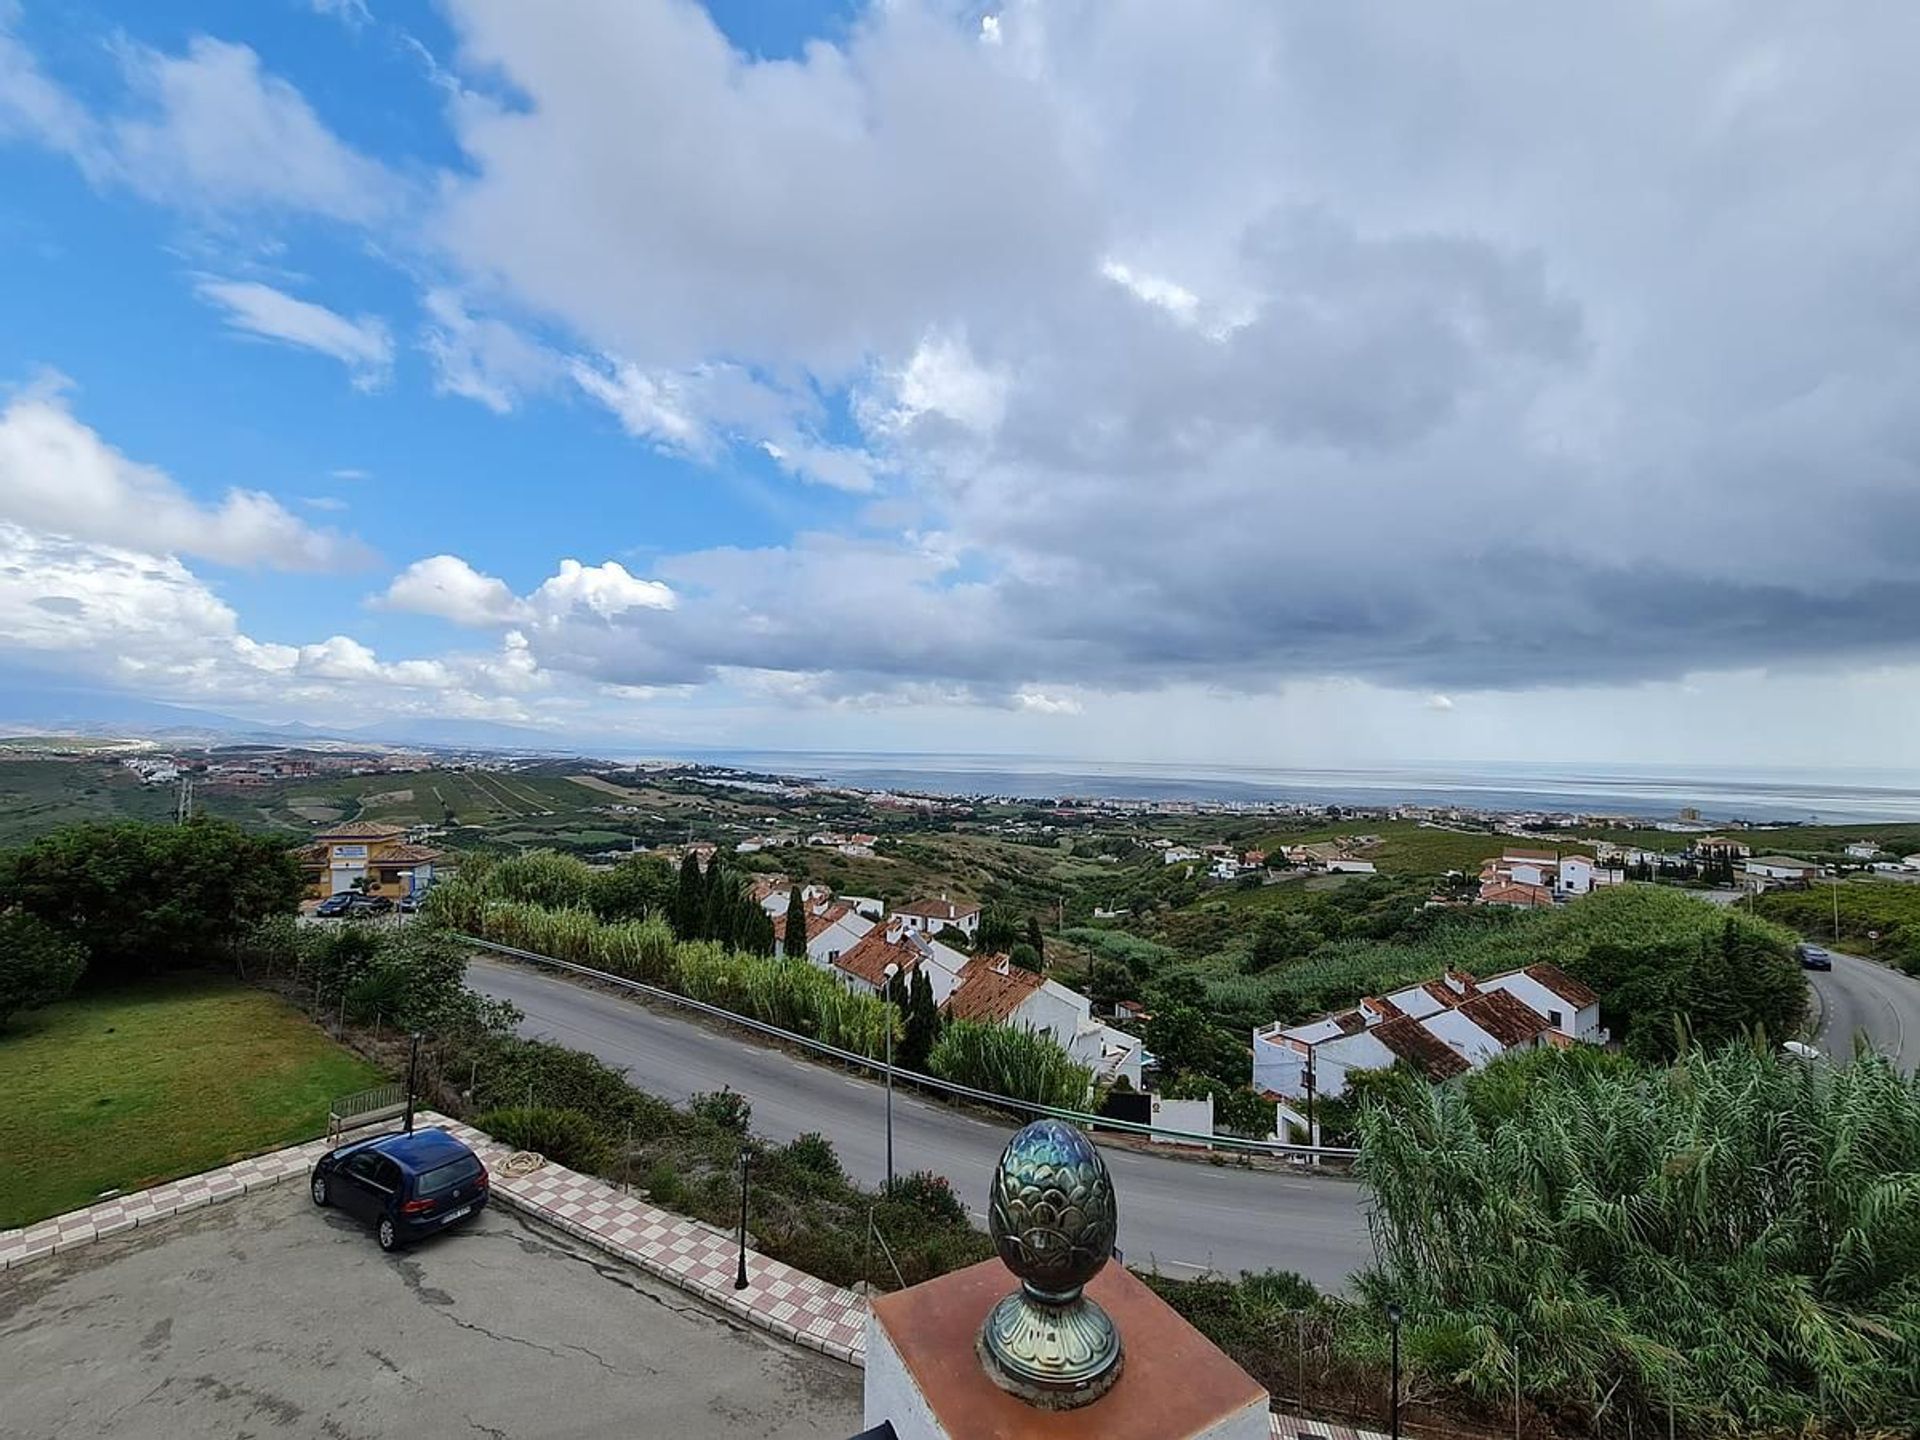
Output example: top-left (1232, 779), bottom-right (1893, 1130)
top-left (1386, 1301), bottom-right (1404, 1440)
top-left (734, 1145), bottom-right (751, 1290)
top-left (404, 1031), bottom-right (422, 1134)
top-left (882, 961), bottom-right (899, 1190)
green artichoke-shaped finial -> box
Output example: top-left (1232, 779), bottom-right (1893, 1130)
top-left (976, 1119), bottom-right (1123, 1407)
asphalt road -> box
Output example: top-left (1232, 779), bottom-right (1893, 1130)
top-left (467, 957), bottom-right (1376, 1289)
top-left (1808, 948), bottom-right (1920, 1070)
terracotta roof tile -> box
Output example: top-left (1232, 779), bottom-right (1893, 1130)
top-left (942, 954), bottom-right (1044, 1024)
top-left (316, 820), bottom-right (407, 840)
top-left (1373, 1016), bottom-right (1473, 1082)
top-left (833, 927), bottom-right (920, 988)
top-left (1522, 961), bottom-right (1599, 1010)
top-left (1457, 990), bottom-right (1551, 1048)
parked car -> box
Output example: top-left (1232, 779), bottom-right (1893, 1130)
top-left (314, 892), bottom-right (356, 918)
top-left (1796, 942), bottom-right (1833, 970)
top-left (397, 893), bottom-right (423, 914)
top-left (310, 1128), bottom-right (489, 1251)
top-left (348, 894), bottom-right (393, 916)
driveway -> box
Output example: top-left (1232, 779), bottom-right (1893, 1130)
top-left (0, 1183), bottom-right (860, 1440)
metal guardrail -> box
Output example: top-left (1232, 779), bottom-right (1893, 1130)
top-left (459, 935), bottom-right (1361, 1161)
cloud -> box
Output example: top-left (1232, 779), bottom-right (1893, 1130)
top-left (195, 279), bottom-right (393, 389)
top-left (1426, 694), bottom-right (1455, 712)
top-left (310, 0), bottom-right (374, 31)
top-left (329, 467), bottom-right (371, 481)
top-left (409, 0), bottom-right (1920, 707)
top-left (110, 37), bottom-right (398, 220)
top-left (0, 522), bottom-right (545, 721)
top-left (302, 496), bottom-right (348, 511)
top-left (380, 553), bottom-right (524, 625)
top-left (0, 380), bottom-right (364, 571)
top-left (379, 553), bottom-right (676, 627)
top-left (0, 17), bottom-right (397, 222)
top-left (420, 289), bottom-right (558, 413)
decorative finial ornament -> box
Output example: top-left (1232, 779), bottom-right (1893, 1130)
top-left (977, 1119), bottom-right (1123, 1408)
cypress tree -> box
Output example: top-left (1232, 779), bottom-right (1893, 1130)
top-left (1025, 914), bottom-right (1046, 966)
top-left (674, 851), bottom-right (703, 939)
top-left (784, 886), bottom-right (807, 960)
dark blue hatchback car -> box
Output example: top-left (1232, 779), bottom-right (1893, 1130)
top-left (310, 1128), bottom-right (489, 1251)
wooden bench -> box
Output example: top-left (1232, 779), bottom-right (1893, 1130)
top-left (326, 1083), bottom-right (408, 1144)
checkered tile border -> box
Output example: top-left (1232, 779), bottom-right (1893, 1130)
top-left (0, 1113), bottom-right (1378, 1437)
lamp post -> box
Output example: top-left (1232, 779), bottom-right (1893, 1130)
top-left (882, 961), bottom-right (899, 1190)
top-left (404, 1031), bottom-right (422, 1134)
top-left (734, 1145), bottom-right (751, 1290)
top-left (1386, 1301), bottom-right (1403, 1440)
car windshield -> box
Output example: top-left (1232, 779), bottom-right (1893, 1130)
top-left (413, 1155), bottom-right (482, 1196)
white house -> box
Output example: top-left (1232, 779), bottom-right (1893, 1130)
top-left (773, 900), bottom-right (874, 968)
top-left (1162, 846), bottom-right (1202, 866)
top-left (943, 954), bottom-right (1144, 1090)
top-left (830, 918), bottom-right (970, 1005)
top-left (893, 895), bottom-right (981, 940)
top-left (1324, 858), bottom-right (1378, 875)
top-left (1844, 841), bottom-right (1881, 861)
top-left (1477, 962), bottom-right (1605, 1042)
top-left (1744, 855), bottom-right (1820, 887)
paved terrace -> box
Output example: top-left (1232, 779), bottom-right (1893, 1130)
top-left (2, 1115), bottom-right (1387, 1440)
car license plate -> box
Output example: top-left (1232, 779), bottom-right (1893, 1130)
top-left (442, 1204), bottom-right (472, 1223)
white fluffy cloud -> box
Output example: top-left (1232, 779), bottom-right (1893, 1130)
top-left (379, 553), bottom-right (525, 625)
top-left (379, 553), bottom-right (675, 627)
top-left (0, 381), bottom-right (363, 571)
top-left (196, 279), bottom-right (393, 389)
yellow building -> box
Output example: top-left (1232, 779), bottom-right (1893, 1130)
top-left (298, 820), bottom-right (442, 899)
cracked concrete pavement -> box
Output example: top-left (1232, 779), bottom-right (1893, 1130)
top-left (0, 1180), bottom-right (861, 1439)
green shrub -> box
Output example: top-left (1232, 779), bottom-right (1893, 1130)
top-left (689, 1087), bottom-right (752, 1134)
top-left (780, 1132), bottom-right (843, 1182)
top-left (0, 911), bottom-right (87, 1029)
top-left (927, 1020), bottom-right (1092, 1110)
top-left (882, 1170), bottom-right (966, 1226)
top-left (485, 850), bottom-right (595, 910)
top-left (472, 1106), bottom-right (609, 1172)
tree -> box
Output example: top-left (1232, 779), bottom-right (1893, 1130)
top-left (589, 855), bottom-right (674, 921)
top-left (900, 967), bottom-right (942, 1071)
top-left (1008, 942), bottom-right (1041, 973)
top-left (1087, 959), bottom-right (1138, 1013)
top-left (784, 886), bottom-right (808, 959)
top-left (0, 912), bottom-right (86, 1028)
top-left (1025, 913), bottom-right (1046, 964)
top-left (0, 819), bottom-right (301, 982)
top-left (933, 924), bottom-right (971, 952)
top-left (673, 852), bottom-right (705, 939)
top-left (976, 904), bottom-right (1021, 953)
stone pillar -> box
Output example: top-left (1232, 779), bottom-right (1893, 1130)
top-left (862, 1118), bottom-right (1270, 1439)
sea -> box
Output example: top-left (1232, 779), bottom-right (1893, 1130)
top-left (630, 752), bottom-right (1920, 826)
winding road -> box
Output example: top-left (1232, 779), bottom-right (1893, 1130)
top-left (1806, 948), bottom-right (1920, 1070)
top-left (464, 943), bottom-right (1920, 1292)
top-left (466, 956), bottom-right (1376, 1289)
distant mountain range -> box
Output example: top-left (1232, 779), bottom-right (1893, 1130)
top-left (0, 676), bottom-right (581, 755)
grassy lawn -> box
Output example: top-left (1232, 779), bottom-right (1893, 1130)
top-left (0, 976), bottom-right (382, 1227)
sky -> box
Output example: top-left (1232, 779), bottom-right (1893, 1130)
top-left (2, 0), bottom-right (1918, 772)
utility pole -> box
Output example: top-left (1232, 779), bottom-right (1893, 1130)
top-left (403, 1032), bottom-right (422, 1133)
top-left (1304, 1048), bottom-right (1318, 1159)
top-left (1832, 873), bottom-right (1842, 945)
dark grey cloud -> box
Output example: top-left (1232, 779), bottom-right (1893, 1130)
top-left (432, 0), bottom-right (1920, 705)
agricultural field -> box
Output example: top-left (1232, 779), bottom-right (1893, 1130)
top-left (1249, 819), bottom-right (1588, 877)
top-left (0, 758), bottom-right (179, 844)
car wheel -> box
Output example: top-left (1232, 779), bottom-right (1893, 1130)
top-left (377, 1216), bottom-right (399, 1251)
top-left (311, 1174), bottom-right (328, 1207)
